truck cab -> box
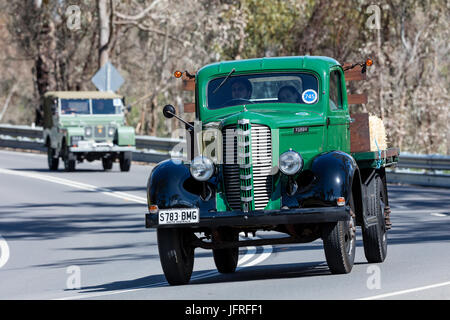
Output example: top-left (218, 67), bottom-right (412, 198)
top-left (43, 91), bottom-right (136, 172)
top-left (146, 56), bottom-right (398, 285)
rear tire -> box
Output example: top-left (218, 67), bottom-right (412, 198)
top-left (157, 228), bottom-right (195, 285)
top-left (322, 192), bottom-right (356, 274)
top-left (47, 147), bottom-right (59, 171)
top-left (212, 229), bottom-right (239, 274)
top-left (120, 151), bottom-right (131, 172)
top-left (362, 175), bottom-right (388, 263)
top-left (102, 157), bottom-right (113, 171)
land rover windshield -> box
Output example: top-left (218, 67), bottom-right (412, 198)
top-left (207, 72), bottom-right (319, 109)
top-left (60, 99), bottom-right (90, 115)
top-left (92, 99), bottom-right (122, 114)
top-left (60, 98), bottom-right (123, 115)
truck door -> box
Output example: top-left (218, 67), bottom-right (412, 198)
top-left (326, 69), bottom-right (350, 153)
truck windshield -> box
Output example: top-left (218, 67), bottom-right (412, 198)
top-left (207, 72), bottom-right (319, 109)
top-left (60, 99), bottom-right (90, 115)
top-left (92, 99), bottom-right (122, 114)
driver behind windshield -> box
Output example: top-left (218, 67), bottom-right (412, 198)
top-left (230, 78), bottom-right (252, 100)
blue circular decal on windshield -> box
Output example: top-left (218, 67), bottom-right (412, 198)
top-left (302, 89), bottom-right (318, 104)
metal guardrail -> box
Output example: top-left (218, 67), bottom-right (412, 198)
top-left (0, 124), bottom-right (43, 139)
top-left (386, 152), bottom-right (450, 188)
top-left (395, 153), bottom-right (450, 171)
top-left (135, 135), bottom-right (183, 152)
top-left (1, 124), bottom-right (449, 187)
top-left (0, 123), bottom-right (184, 153)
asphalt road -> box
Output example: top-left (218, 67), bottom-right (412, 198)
top-left (0, 149), bottom-right (449, 300)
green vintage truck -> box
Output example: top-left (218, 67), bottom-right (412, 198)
top-left (43, 91), bottom-right (135, 172)
top-left (145, 56), bottom-right (399, 285)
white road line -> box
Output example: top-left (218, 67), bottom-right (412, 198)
top-left (358, 281), bottom-right (450, 300)
top-left (0, 235), bottom-right (10, 269)
top-left (0, 168), bottom-right (147, 204)
top-left (392, 205), bottom-right (408, 210)
top-left (430, 213), bottom-right (448, 217)
top-left (237, 245), bottom-right (273, 269)
top-left (0, 167), bottom-right (274, 300)
top-left (237, 246), bottom-right (257, 266)
top-left (56, 242), bottom-right (272, 300)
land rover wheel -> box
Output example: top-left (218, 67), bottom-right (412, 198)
top-left (157, 228), bottom-right (195, 285)
top-left (63, 145), bottom-right (76, 172)
top-left (212, 229), bottom-right (239, 274)
top-left (322, 192), bottom-right (356, 274)
top-left (102, 157), bottom-right (113, 171)
top-left (362, 175), bottom-right (388, 263)
top-left (47, 147), bottom-right (59, 171)
top-left (119, 151), bottom-right (131, 172)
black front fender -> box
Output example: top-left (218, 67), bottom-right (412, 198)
top-left (147, 159), bottom-right (216, 211)
top-left (282, 151), bottom-right (358, 208)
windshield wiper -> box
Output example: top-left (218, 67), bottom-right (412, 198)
top-left (213, 68), bottom-right (235, 94)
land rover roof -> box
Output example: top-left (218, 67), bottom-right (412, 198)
top-left (44, 91), bottom-right (123, 100)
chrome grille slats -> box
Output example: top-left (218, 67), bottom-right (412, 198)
top-left (222, 123), bottom-right (272, 211)
top-left (223, 125), bottom-right (240, 210)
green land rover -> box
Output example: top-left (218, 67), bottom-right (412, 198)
top-left (146, 56), bottom-right (399, 285)
top-left (43, 91), bottom-right (136, 172)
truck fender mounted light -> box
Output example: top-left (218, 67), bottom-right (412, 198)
top-left (149, 205), bottom-right (159, 214)
top-left (190, 156), bottom-right (215, 181)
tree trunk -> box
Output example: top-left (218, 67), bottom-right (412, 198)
top-left (33, 1), bottom-right (57, 125)
top-left (150, 96), bottom-right (158, 136)
top-left (98, 0), bottom-right (110, 68)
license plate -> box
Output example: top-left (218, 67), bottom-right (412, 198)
top-left (158, 208), bottom-right (199, 225)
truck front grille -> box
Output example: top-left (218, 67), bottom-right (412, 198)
top-left (222, 123), bottom-right (272, 211)
top-left (95, 125), bottom-right (106, 138)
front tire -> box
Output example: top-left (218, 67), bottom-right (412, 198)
top-left (212, 229), bottom-right (239, 274)
top-left (63, 149), bottom-right (76, 172)
top-left (102, 157), bottom-right (113, 171)
top-left (322, 192), bottom-right (356, 274)
top-left (47, 146), bottom-right (59, 171)
top-left (120, 151), bottom-right (131, 172)
top-left (362, 175), bottom-right (388, 263)
top-left (157, 228), bottom-right (195, 285)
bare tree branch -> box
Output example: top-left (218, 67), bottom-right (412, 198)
top-left (114, 0), bottom-right (162, 21)
top-left (113, 19), bottom-right (186, 44)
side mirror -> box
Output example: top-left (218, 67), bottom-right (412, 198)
top-left (163, 104), bottom-right (176, 119)
top-left (162, 104), bottom-right (194, 129)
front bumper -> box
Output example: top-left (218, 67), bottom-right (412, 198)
top-left (145, 206), bottom-right (350, 229)
top-left (69, 145), bottom-right (136, 153)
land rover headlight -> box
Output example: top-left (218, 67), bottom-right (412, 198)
top-left (190, 156), bottom-right (214, 181)
top-left (108, 127), bottom-right (115, 137)
top-left (279, 150), bottom-right (303, 175)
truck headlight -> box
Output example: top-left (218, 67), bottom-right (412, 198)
top-left (85, 127), bottom-right (92, 137)
top-left (190, 156), bottom-right (214, 181)
top-left (279, 150), bottom-right (303, 175)
top-left (108, 127), bottom-right (115, 137)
